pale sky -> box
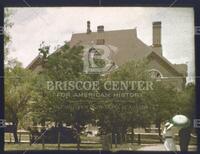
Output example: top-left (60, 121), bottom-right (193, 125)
top-left (7, 7), bottom-right (195, 82)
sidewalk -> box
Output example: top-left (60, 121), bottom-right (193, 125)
top-left (138, 144), bottom-right (197, 151)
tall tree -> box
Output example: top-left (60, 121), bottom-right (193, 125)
top-left (5, 61), bottom-right (37, 143)
top-left (144, 81), bottom-right (179, 137)
top-left (176, 82), bottom-right (195, 120)
top-left (32, 43), bottom-right (98, 149)
top-left (96, 60), bottom-right (153, 143)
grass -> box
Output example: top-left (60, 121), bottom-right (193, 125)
top-left (5, 143), bottom-right (101, 151)
top-left (80, 135), bottom-right (101, 143)
top-left (5, 133), bottom-right (30, 142)
top-left (5, 132), bottom-right (196, 151)
top-left (4, 143), bottom-right (141, 151)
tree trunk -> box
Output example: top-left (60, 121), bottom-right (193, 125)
top-left (157, 120), bottom-right (163, 143)
top-left (155, 119), bottom-right (161, 135)
top-left (75, 123), bottom-right (81, 150)
top-left (131, 127), bottom-right (134, 144)
top-left (77, 133), bottom-right (80, 150)
top-left (41, 119), bottom-right (45, 127)
top-left (13, 121), bottom-right (18, 143)
top-left (121, 132), bottom-right (126, 143)
top-left (158, 122), bottom-right (161, 136)
top-left (121, 126), bottom-right (127, 143)
top-left (120, 133), bottom-right (122, 144)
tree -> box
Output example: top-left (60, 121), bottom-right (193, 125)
top-left (176, 82), bottom-right (195, 119)
top-left (96, 60), bottom-right (153, 143)
top-left (5, 61), bottom-right (37, 143)
top-left (32, 43), bottom-right (98, 149)
top-left (175, 83), bottom-right (195, 151)
top-left (4, 8), bottom-right (13, 61)
top-left (144, 81), bottom-right (179, 137)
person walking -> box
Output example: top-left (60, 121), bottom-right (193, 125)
top-left (179, 125), bottom-right (191, 151)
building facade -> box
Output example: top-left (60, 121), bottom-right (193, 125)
top-left (27, 21), bottom-right (187, 90)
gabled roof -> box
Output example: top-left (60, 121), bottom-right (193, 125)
top-left (27, 28), bottom-right (187, 77)
top-left (146, 51), bottom-right (187, 76)
top-left (70, 29), bottom-right (152, 66)
top-left (70, 28), bottom-right (187, 76)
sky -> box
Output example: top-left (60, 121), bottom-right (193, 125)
top-left (7, 7), bottom-right (195, 82)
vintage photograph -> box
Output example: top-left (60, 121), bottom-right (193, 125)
top-left (4, 7), bottom-right (197, 151)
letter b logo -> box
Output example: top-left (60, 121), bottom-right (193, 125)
top-left (83, 45), bottom-right (118, 74)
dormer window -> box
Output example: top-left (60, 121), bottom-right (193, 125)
top-left (96, 39), bottom-right (105, 45)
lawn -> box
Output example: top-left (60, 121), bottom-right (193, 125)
top-left (4, 143), bottom-right (141, 151)
top-left (4, 133), bottom-right (141, 151)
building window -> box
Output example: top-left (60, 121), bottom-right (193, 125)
top-left (148, 69), bottom-right (163, 81)
top-left (96, 39), bottom-right (105, 45)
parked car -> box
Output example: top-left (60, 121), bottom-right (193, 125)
top-left (29, 126), bottom-right (78, 144)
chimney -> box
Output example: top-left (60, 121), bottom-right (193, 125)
top-left (87, 21), bottom-right (91, 34)
top-left (97, 25), bottom-right (104, 32)
top-left (153, 21), bottom-right (161, 47)
top-left (152, 21), bottom-right (162, 56)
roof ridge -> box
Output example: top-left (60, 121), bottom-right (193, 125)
top-left (73, 28), bottom-right (137, 35)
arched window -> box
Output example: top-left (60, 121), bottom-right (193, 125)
top-left (148, 69), bottom-right (163, 81)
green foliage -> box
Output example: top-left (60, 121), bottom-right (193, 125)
top-left (144, 82), bottom-right (178, 123)
top-left (96, 60), bottom-right (153, 137)
top-left (5, 61), bottom-right (37, 123)
top-left (5, 60), bottom-right (37, 142)
top-left (32, 43), bottom-right (97, 132)
top-left (4, 8), bottom-right (14, 60)
top-left (106, 59), bottom-right (150, 81)
top-left (38, 41), bottom-right (50, 60)
top-left (176, 82), bottom-right (195, 120)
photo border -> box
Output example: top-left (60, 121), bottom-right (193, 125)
top-left (0, 0), bottom-right (199, 154)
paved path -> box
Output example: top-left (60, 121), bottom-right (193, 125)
top-left (138, 144), bottom-right (197, 151)
top-left (138, 144), bottom-right (166, 151)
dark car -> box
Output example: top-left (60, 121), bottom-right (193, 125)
top-left (30, 127), bottom-right (78, 144)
